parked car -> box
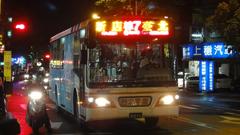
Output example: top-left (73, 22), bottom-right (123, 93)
top-left (185, 74), bottom-right (232, 91)
top-left (185, 76), bottom-right (199, 91)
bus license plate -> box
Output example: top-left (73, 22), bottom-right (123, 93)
top-left (129, 113), bottom-right (142, 119)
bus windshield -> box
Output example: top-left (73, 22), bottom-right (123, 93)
top-left (88, 43), bottom-right (175, 88)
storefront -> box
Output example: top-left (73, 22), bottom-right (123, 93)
top-left (182, 42), bottom-right (239, 92)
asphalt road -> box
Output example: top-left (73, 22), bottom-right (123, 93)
top-left (6, 81), bottom-right (240, 135)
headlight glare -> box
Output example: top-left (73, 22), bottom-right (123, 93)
top-left (161, 95), bottom-right (174, 105)
top-left (29, 91), bottom-right (43, 100)
top-left (43, 78), bottom-right (49, 83)
top-left (95, 97), bottom-right (110, 107)
top-left (175, 95), bottom-right (180, 100)
top-left (88, 97), bottom-right (94, 103)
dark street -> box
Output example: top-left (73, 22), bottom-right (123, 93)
top-left (6, 81), bottom-right (240, 135)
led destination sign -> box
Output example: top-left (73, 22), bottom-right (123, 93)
top-left (95, 19), bottom-right (170, 37)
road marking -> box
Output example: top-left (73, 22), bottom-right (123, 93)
top-left (224, 112), bottom-right (240, 116)
top-left (220, 116), bottom-right (240, 125)
top-left (47, 103), bottom-right (56, 109)
top-left (180, 105), bottom-right (198, 110)
top-left (172, 116), bottom-right (216, 130)
top-left (50, 121), bottom-right (63, 129)
top-left (20, 104), bottom-right (27, 110)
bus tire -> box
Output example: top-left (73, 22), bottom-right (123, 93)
top-left (145, 117), bottom-right (159, 128)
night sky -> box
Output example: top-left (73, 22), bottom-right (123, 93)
top-left (5, 0), bottom-right (95, 57)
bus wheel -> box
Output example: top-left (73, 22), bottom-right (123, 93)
top-left (145, 117), bottom-right (159, 128)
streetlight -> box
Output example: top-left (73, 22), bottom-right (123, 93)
top-left (92, 13), bottom-right (100, 19)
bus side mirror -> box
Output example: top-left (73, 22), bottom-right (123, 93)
top-left (81, 50), bottom-right (87, 65)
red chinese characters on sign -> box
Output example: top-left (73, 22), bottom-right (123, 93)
top-left (95, 20), bottom-right (169, 36)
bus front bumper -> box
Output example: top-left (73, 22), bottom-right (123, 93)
top-left (85, 105), bottom-right (179, 122)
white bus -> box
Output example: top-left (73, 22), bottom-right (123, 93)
top-left (49, 17), bottom-right (179, 127)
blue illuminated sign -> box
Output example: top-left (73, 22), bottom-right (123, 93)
top-left (183, 42), bottom-right (237, 60)
top-left (12, 56), bottom-right (26, 65)
top-left (199, 61), bottom-right (214, 92)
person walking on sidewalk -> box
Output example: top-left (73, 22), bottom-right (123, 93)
top-left (0, 68), bottom-right (6, 116)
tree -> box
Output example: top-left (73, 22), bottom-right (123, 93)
top-left (206, 0), bottom-right (240, 50)
top-left (95, 0), bottom-right (162, 16)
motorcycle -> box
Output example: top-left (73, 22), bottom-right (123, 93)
top-left (26, 89), bottom-right (51, 134)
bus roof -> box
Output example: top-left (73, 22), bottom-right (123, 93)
top-left (50, 20), bottom-right (89, 43)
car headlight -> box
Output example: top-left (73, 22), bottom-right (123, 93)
top-left (160, 95), bottom-right (174, 105)
top-left (24, 74), bottom-right (30, 79)
top-left (29, 91), bottom-right (43, 100)
top-left (43, 86), bottom-right (48, 90)
top-left (45, 73), bottom-right (49, 77)
top-left (43, 78), bottom-right (49, 83)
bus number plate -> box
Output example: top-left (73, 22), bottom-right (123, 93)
top-left (129, 113), bottom-right (142, 119)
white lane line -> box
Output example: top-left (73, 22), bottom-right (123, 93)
top-left (220, 116), bottom-right (240, 125)
top-left (47, 103), bottom-right (56, 109)
top-left (50, 121), bottom-right (63, 129)
top-left (224, 112), bottom-right (240, 116)
top-left (172, 116), bottom-right (217, 130)
top-left (20, 104), bottom-right (27, 110)
top-left (180, 105), bottom-right (198, 110)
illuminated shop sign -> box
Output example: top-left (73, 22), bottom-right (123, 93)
top-left (199, 61), bottom-right (214, 92)
top-left (95, 20), bottom-right (169, 36)
top-left (183, 42), bottom-right (237, 60)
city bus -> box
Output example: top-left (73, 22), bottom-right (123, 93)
top-left (49, 17), bottom-right (179, 127)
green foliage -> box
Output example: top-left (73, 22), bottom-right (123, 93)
top-left (206, 0), bottom-right (240, 49)
top-left (94, 0), bottom-right (160, 16)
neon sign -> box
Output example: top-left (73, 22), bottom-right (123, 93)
top-left (95, 19), bottom-right (169, 36)
top-left (199, 61), bottom-right (214, 92)
top-left (183, 42), bottom-right (237, 60)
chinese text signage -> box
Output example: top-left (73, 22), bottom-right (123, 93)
top-left (183, 42), bottom-right (237, 60)
top-left (95, 19), bottom-right (169, 37)
top-left (4, 51), bottom-right (12, 82)
top-left (199, 61), bottom-right (214, 92)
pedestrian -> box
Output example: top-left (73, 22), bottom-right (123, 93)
top-left (0, 68), bottom-right (6, 116)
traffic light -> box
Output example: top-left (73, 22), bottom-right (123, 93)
top-left (14, 22), bottom-right (27, 32)
top-left (45, 54), bottom-right (50, 59)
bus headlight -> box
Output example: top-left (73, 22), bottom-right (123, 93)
top-left (160, 95), bottom-right (174, 105)
top-left (95, 97), bottom-right (110, 107)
